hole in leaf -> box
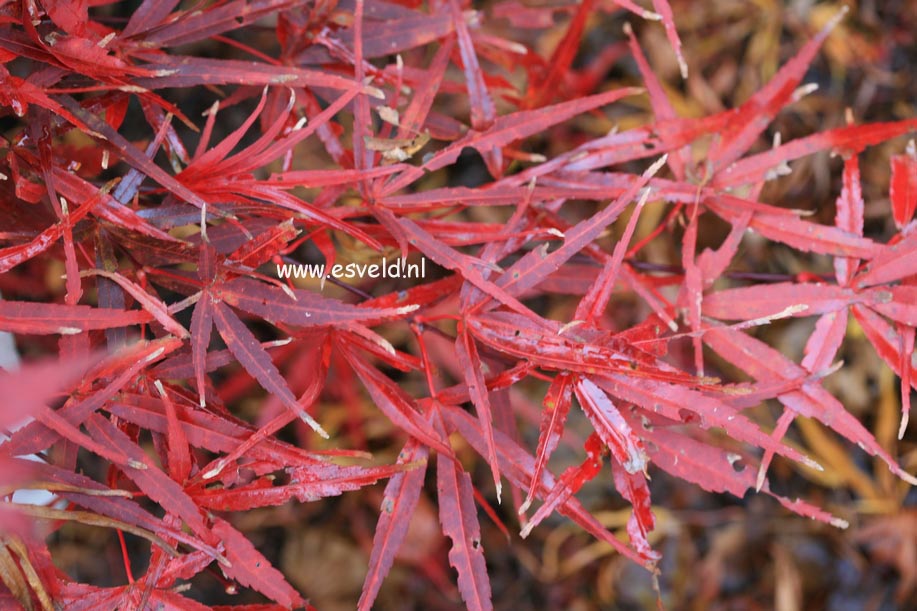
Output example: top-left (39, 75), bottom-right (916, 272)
top-left (727, 453), bottom-right (744, 473)
top-left (678, 408), bottom-right (701, 424)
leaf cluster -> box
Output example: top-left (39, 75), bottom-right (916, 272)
top-left (0, 0), bottom-right (915, 609)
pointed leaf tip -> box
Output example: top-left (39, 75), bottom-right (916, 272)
top-left (646, 154), bottom-right (668, 176)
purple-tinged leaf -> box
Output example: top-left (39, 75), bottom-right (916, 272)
top-left (83, 270), bottom-right (189, 338)
top-left (436, 450), bottom-right (493, 611)
top-left (212, 517), bottom-right (304, 608)
top-left (343, 348), bottom-right (454, 458)
top-left (492, 156), bottom-right (663, 300)
top-left (359, 439), bottom-right (429, 611)
top-left (520, 372), bottom-right (574, 514)
top-left (703, 326), bottom-right (917, 486)
top-left (611, 460), bottom-right (658, 561)
top-left (442, 402), bottom-right (648, 566)
top-left (574, 378), bottom-right (647, 474)
top-left (212, 300), bottom-right (328, 438)
top-left (216, 277), bottom-right (417, 328)
top-left (651, 0), bottom-right (687, 79)
top-left (154, 380), bottom-right (192, 483)
top-left (384, 87), bottom-right (643, 192)
top-left (520, 433), bottom-right (603, 538)
top-left (194, 463), bottom-right (404, 509)
top-left (456, 325), bottom-right (502, 501)
top-left (190, 293), bottom-right (213, 407)
top-left (83, 414), bottom-right (209, 537)
top-left (0, 301), bottom-right (151, 335)
top-left (704, 283), bottom-right (859, 321)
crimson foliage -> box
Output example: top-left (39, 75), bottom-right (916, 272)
top-left (0, 1), bottom-right (915, 609)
